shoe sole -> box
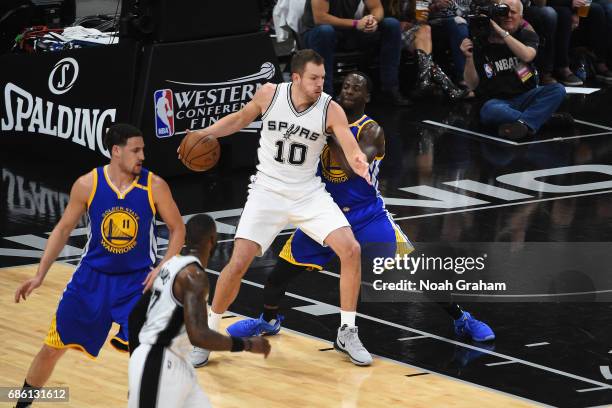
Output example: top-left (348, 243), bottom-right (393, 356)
top-left (596, 75), bottom-right (612, 84)
top-left (333, 341), bottom-right (372, 366)
top-left (473, 334), bottom-right (496, 342)
top-left (192, 358), bottom-right (209, 368)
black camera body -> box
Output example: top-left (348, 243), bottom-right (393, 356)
top-left (467, 0), bottom-right (510, 43)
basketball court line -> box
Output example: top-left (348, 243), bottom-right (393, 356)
top-left (1, 263), bottom-right (608, 404)
top-left (391, 189), bottom-right (612, 222)
top-left (203, 266), bottom-right (612, 393)
top-left (227, 310), bottom-right (553, 408)
top-left (422, 120), bottom-right (612, 145)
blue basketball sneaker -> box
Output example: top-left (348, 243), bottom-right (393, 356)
top-left (226, 314), bottom-right (284, 337)
top-left (454, 312), bottom-right (495, 342)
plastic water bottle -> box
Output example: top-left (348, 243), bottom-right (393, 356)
top-left (575, 58), bottom-right (587, 82)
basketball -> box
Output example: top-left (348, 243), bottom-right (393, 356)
top-left (179, 132), bottom-right (220, 172)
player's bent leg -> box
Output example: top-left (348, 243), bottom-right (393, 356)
top-left (324, 226), bottom-right (361, 312)
top-left (192, 239), bottom-right (260, 368)
top-left (210, 238), bottom-right (260, 317)
top-left (324, 228), bottom-right (372, 366)
top-left (226, 258), bottom-right (307, 337)
top-left (24, 344), bottom-right (67, 387)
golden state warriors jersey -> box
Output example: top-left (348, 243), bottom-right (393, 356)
top-left (80, 166), bottom-right (157, 274)
top-left (319, 115), bottom-right (384, 211)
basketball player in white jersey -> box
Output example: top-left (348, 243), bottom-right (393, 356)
top-left (128, 214), bottom-right (270, 408)
top-left (182, 49), bottom-right (373, 367)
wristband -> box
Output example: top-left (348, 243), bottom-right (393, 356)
top-left (352, 19), bottom-right (359, 29)
top-left (230, 336), bottom-right (245, 352)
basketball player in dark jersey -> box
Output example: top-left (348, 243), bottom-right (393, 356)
top-left (13, 124), bottom-right (185, 407)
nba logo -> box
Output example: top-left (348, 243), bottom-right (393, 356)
top-left (154, 89), bottom-right (175, 138)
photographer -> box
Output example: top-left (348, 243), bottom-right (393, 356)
top-left (460, 0), bottom-right (566, 140)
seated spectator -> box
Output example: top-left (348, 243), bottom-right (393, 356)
top-left (549, 0), bottom-right (612, 85)
top-left (592, 0), bottom-right (612, 67)
top-left (386, 0), bottom-right (472, 99)
top-left (427, 0), bottom-right (471, 85)
top-left (460, 0), bottom-right (567, 139)
top-left (522, 0), bottom-right (560, 84)
top-left (301, 0), bottom-right (412, 105)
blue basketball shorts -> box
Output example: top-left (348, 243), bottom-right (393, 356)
top-left (44, 263), bottom-right (149, 358)
top-left (279, 206), bottom-right (414, 269)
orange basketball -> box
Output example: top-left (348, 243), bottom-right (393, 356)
top-left (178, 133), bottom-right (220, 172)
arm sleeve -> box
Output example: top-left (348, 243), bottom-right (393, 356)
top-left (128, 291), bottom-right (152, 355)
top-left (518, 27), bottom-right (539, 50)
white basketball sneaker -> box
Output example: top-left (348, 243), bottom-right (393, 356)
top-left (334, 325), bottom-right (373, 366)
top-left (190, 346), bottom-right (210, 368)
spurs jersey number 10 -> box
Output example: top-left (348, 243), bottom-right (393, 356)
top-left (256, 83), bottom-right (332, 192)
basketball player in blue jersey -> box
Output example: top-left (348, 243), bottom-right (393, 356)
top-left (13, 124), bottom-right (185, 408)
top-left (227, 73), bottom-right (495, 345)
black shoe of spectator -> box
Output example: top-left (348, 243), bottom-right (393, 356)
top-left (557, 72), bottom-right (583, 87)
top-left (595, 70), bottom-right (612, 84)
top-left (381, 87), bottom-right (413, 107)
top-left (498, 121), bottom-right (533, 141)
top-left (543, 112), bottom-right (575, 129)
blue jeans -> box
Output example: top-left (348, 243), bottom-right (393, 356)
top-left (302, 18), bottom-right (402, 95)
top-left (430, 17), bottom-right (469, 80)
top-left (593, 0), bottom-right (612, 61)
top-left (480, 83), bottom-right (566, 132)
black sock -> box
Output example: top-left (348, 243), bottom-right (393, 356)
top-left (15, 379), bottom-right (38, 407)
top-left (439, 302), bottom-right (464, 320)
top-left (262, 307), bottom-right (278, 323)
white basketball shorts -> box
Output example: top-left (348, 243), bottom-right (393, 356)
top-left (128, 344), bottom-right (211, 408)
top-left (235, 181), bottom-right (350, 255)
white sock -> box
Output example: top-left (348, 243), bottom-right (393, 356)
top-left (209, 310), bottom-right (222, 332)
top-left (340, 310), bottom-right (356, 327)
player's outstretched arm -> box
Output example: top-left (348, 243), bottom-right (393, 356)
top-left (142, 175), bottom-right (186, 292)
top-left (176, 265), bottom-right (271, 356)
top-left (326, 101), bottom-right (371, 184)
top-left (330, 121), bottom-right (385, 177)
top-left (14, 172), bottom-right (91, 303)
top-left (186, 83), bottom-right (277, 140)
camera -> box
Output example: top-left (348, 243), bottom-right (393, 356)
top-left (467, 0), bottom-right (510, 42)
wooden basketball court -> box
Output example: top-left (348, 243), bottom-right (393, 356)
top-left (0, 263), bottom-right (536, 407)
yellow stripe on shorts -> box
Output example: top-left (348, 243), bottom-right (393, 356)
top-left (44, 316), bottom-right (97, 360)
top-left (279, 233), bottom-right (324, 270)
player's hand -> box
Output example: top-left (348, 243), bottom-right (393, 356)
top-left (14, 276), bottom-right (43, 303)
top-left (142, 264), bottom-right (161, 293)
top-left (351, 151), bottom-right (371, 185)
top-left (246, 337), bottom-right (271, 358)
top-left (460, 38), bottom-right (474, 58)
